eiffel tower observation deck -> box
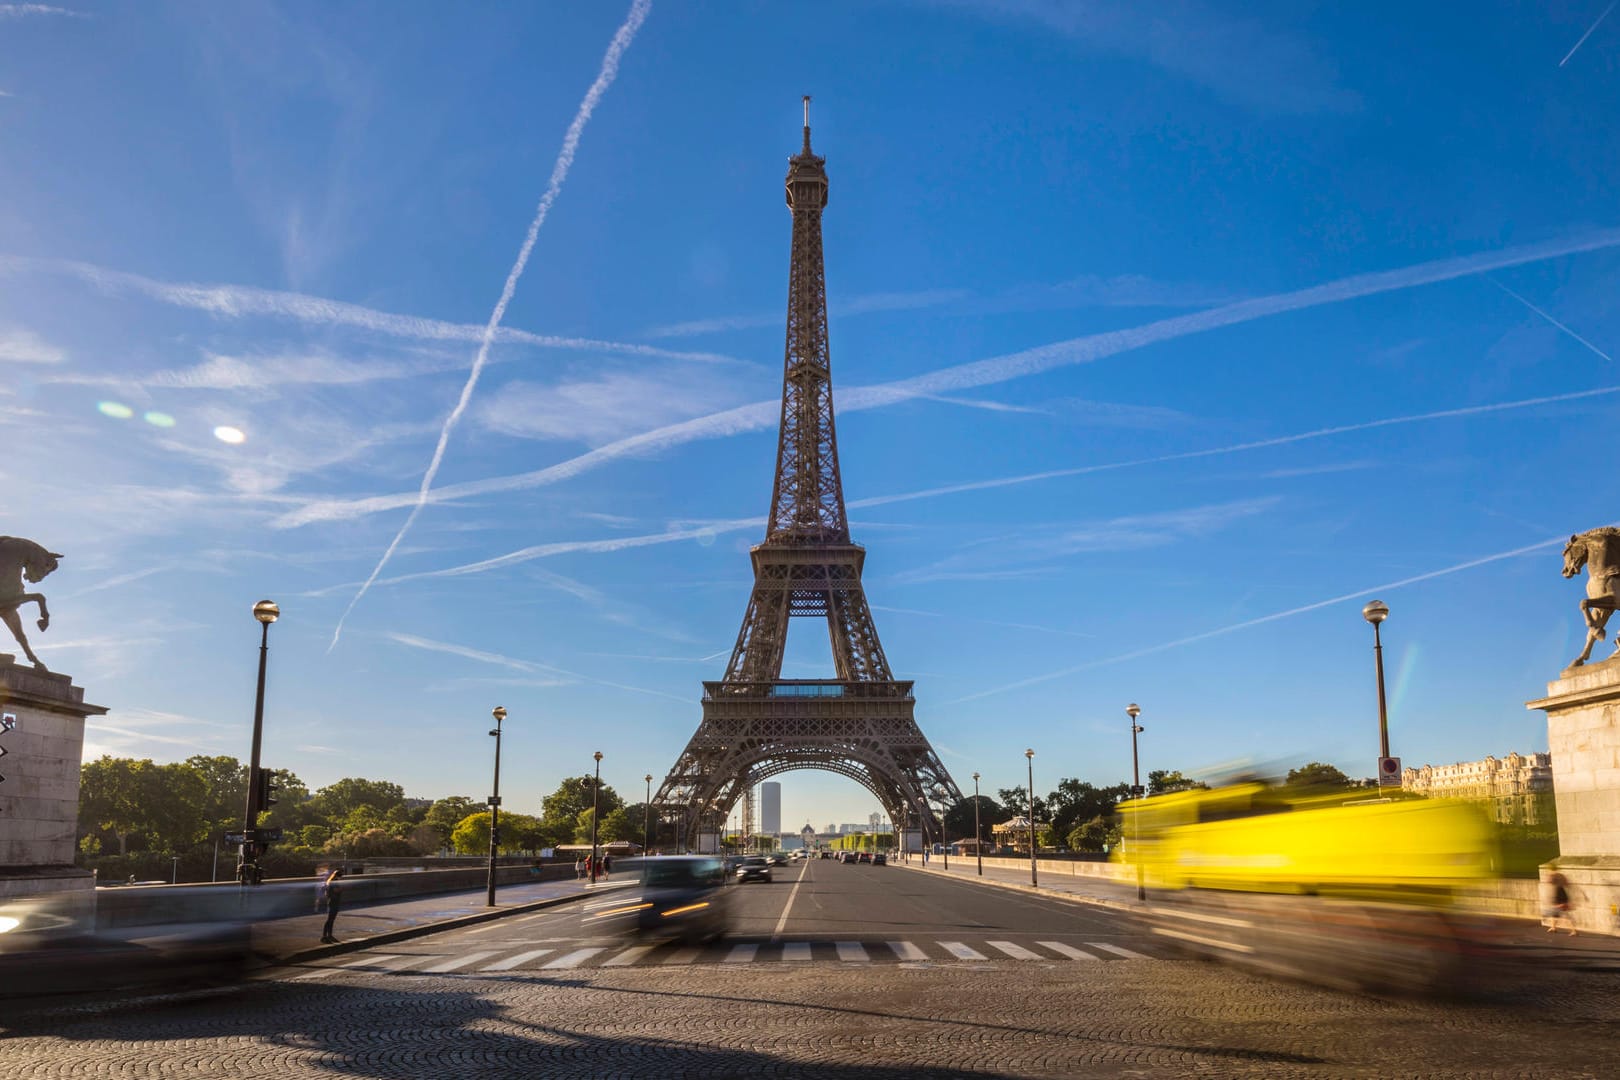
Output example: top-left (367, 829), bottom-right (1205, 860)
top-left (656, 100), bottom-right (964, 849)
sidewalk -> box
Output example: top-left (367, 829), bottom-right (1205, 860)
top-left (895, 855), bottom-right (1620, 969)
top-left (253, 874), bottom-right (615, 965)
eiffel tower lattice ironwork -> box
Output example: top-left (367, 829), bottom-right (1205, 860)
top-left (656, 100), bottom-right (963, 849)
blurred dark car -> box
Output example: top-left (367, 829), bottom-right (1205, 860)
top-left (818, 851), bottom-right (831, 859)
top-left (581, 856), bottom-right (730, 942)
top-left (0, 884), bottom-right (305, 997)
top-left (736, 856), bottom-right (772, 883)
top-left (768, 853), bottom-right (788, 866)
top-left (872, 853), bottom-right (887, 865)
top-left (858, 851), bottom-right (873, 864)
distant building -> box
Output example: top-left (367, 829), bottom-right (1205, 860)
top-left (1402, 751), bottom-right (1554, 825)
top-left (761, 782), bottom-right (781, 835)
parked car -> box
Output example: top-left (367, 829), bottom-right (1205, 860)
top-left (581, 856), bottom-right (731, 942)
top-left (736, 856), bottom-right (772, 884)
top-left (857, 851), bottom-right (873, 864)
top-left (872, 853), bottom-right (887, 865)
top-left (819, 851), bottom-right (831, 859)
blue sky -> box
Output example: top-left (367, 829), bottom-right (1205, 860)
top-left (3, 1), bottom-right (1618, 831)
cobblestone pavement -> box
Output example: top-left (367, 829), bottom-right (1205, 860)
top-left (3, 956), bottom-right (1616, 1078)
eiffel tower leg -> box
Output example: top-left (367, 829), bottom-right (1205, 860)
top-left (827, 586), bottom-right (892, 683)
top-left (723, 586), bottom-right (791, 684)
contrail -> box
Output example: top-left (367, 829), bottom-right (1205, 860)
top-left (0, 252), bottom-right (731, 366)
top-left (1560, 1), bottom-right (1616, 66)
top-left (1491, 279), bottom-right (1615, 363)
top-left (328, 0), bottom-right (652, 650)
top-left (295, 383), bottom-right (1616, 596)
top-left (947, 534), bottom-right (1574, 705)
top-left (273, 226), bottom-right (1620, 529)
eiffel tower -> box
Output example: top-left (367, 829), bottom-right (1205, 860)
top-left (656, 99), bottom-right (963, 849)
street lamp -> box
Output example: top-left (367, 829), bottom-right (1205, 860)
top-left (1025, 748), bottom-right (1037, 887)
top-left (1127, 703), bottom-right (1145, 901)
top-left (936, 786), bottom-right (950, 870)
top-left (972, 772), bottom-right (983, 876)
top-left (644, 773), bottom-right (653, 855)
top-left (237, 599), bottom-right (279, 887)
top-left (590, 751), bottom-right (603, 884)
top-left (486, 706), bottom-right (506, 907)
top-left (1363, 600), bottom-right (1392, 766)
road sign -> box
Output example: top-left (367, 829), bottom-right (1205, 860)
top-left (224, 832), bottom-right (247, 845)
top-left (258, 827), bottom-right (283, 843)
top-left (1377, 756), bottom-right (1403, 787)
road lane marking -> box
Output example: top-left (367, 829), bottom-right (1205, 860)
top-left (481, 948), bottom-right (555, 971)
top-left (724, 944), bottom-right (759, 963)
top-left (888, 941), bottom-right (927, 962)
top-left (543, 948), bottom-right (606, 969)
top-left (1087, 942), bottom-right (1151, 960)
top-left (663, 947), bottom-right (702, 964)
top-left (770, 860), bottom-right (811, 941)
top-left (835, 941), bottom-right (869, 962)
top-left (940, 942), bottom-right (987, 961)
top-left (1037, 941), bottom-right (1099, 961)
top-left (373, 955), bottom-right (433, 972)
top-left (602, 945), bottom-right (658, 967)
top-left (987, 940), bottom-right (1043, 960)
top-left (1151, 927), bottom-right (1254, 954)
top-left (295, 954), bottom-right (398, 980)
top-left (782, 942), bottom-right (812, 962)
top-left (419, 950), bottom-right (502, 973)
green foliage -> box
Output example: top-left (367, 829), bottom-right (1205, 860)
top-left (310, 777), bottom-right (406, 822)
top-left (1284, 762), bottom-right (1354, 790)
top-left (997, 786), bottom-right (1048, 823)
top-left (450, 811), bottom-right (545, 855)
top-left (1067, 815), bottom-right (1113, 853)
top-left (944, 795), bottom-right (1008, 842)
top-left (1147, 769), bottom-right (1206, 795)
top-left (1045, 778), bottom-right (1132, 839)
top-left (423, 796), bottom-right (477, 846)
top-left (541, 775), bottom-right (623, 839)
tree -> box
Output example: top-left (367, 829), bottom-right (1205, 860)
top-left (997, 786), bottom-right (1048, 823)
top-left (451, 811), bottom-right (542, 855)
top-left (541, 775), bottom-right (622, 844)
top-left (943, 796), bottom-right (1008, 844)
top-left (1068, 815), bottom-right (1114, 853)
top-left (1285, 762), bottom-right (1353, 790)
top-left (185, 754), bottom-right (247, 833)
top-left (78, 757), bottom-right (208, 856)
top-left (310, 777), bottom-right (406, 822)
top-left (1147, 770), bottom-right (1206, 796)
top-left (1045, 778), bottom-right (1132, 840)
top-left (423, 796), bottom-right (477, 847)
top-left (601, 803), bottom-right (654, 845)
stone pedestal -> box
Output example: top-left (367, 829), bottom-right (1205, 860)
top-left (0, 656), bottom-right (105, 900)
top-left (1526, 655), bottom-right (1620, 935)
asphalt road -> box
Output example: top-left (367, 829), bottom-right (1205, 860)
top-left (3, 860), bottom-right (1618, 1078)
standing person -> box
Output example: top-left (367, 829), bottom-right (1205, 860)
top-left (1546, 871), bottom-right (1577, 935)
top-left (574, 855), bottom-right (584, 880)
top-left (319, 868), bottom-right (345, 944)
top-left (602, 853), bottom-right (613, 875)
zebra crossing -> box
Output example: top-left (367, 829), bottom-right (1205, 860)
top-left (292, 937), bottom-right (1156, 980)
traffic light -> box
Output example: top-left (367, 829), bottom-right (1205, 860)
top-left (257, 769), bottom-right (280, 809)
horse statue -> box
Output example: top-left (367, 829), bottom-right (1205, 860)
top-left (0, 536), bottom-right (62, 671)
top-left (1563, 526), bottom-right (1620, 668)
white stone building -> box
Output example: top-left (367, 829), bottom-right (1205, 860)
top-left (1401, 751), bottom-right (1554, 825)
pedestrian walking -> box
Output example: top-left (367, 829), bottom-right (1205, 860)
top-left (602, 854), bottom-right (613, 875)
top-left (575, 856), bottom-right (585, 880)
top-left (1546, 871), bottom-right (1577, 935)
top-left (319, 867), bottom-right (345, 944)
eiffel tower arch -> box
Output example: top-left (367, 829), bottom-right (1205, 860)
top-left (656, 100), bottom-right (963, 848)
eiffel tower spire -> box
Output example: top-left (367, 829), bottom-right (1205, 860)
top-left (655, 102), bottom-right (962, 853)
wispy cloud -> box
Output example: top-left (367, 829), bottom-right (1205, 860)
top-left (329, 0), bottom-right (652, 651)
top-left (1491, 279), bottom-right (1615, 363)
top-left (948, 532), bottom-right (1576, 705)
top-left (0, 253), bottom-right (733, 366)
top-left (274, 228), bottom-right (1620, 529)
top-left (46, 348), bottom-right (467, 392)
top-left (1560, 0), bottom-right (1616, 66)
top-left (892, 497), bottom-right (1281, 585)
top-left (479, 371), bottom-right (740, 446)
top-left (1258, 461), bottom-right (1375, 480)
top-left (937, 0), bottom-right (1358, 113)
top-left (871, 604), bottom-right (1095, 639)
top-left (0, 4), bottom-right (85, 17)
top-left (385, 630), bottom-right (689, 703)
top-left (0, 327), bottom-right (63, 364)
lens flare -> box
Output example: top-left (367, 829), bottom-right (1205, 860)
top-left (143, 411), bottom-right (176, 428)
top-left (97, 401), bottom-right (133, 419)
top-left (213, 425), bottom-right (246, 444)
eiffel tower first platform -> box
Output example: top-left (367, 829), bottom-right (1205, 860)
top-left (656, 100), bottom-right (963, 848)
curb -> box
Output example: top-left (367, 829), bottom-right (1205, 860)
top-left (272, 884), bottom-right (619, 967)
top-left (894, 859), bottom-right (1146, 916)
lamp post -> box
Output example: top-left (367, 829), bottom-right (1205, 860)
top-left (937, 786), bottom-right (949, 870)
top-left (1025, 748), bottom-right (1037, 887)
top-left (644, 773), bottom-right (653, 855)
top-left (1363, 600), bottom-right (1392, 765)
top-left (972, 772), bottom-right (983, 876)
top-left (590, 751), bottom-right (603, 884)
top-left (1127, 703), bottom-right (1145, 901)
top-left (237, 599), bottom-right (279, 887)
top-left (485, 706), bottom-right (506, 907)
